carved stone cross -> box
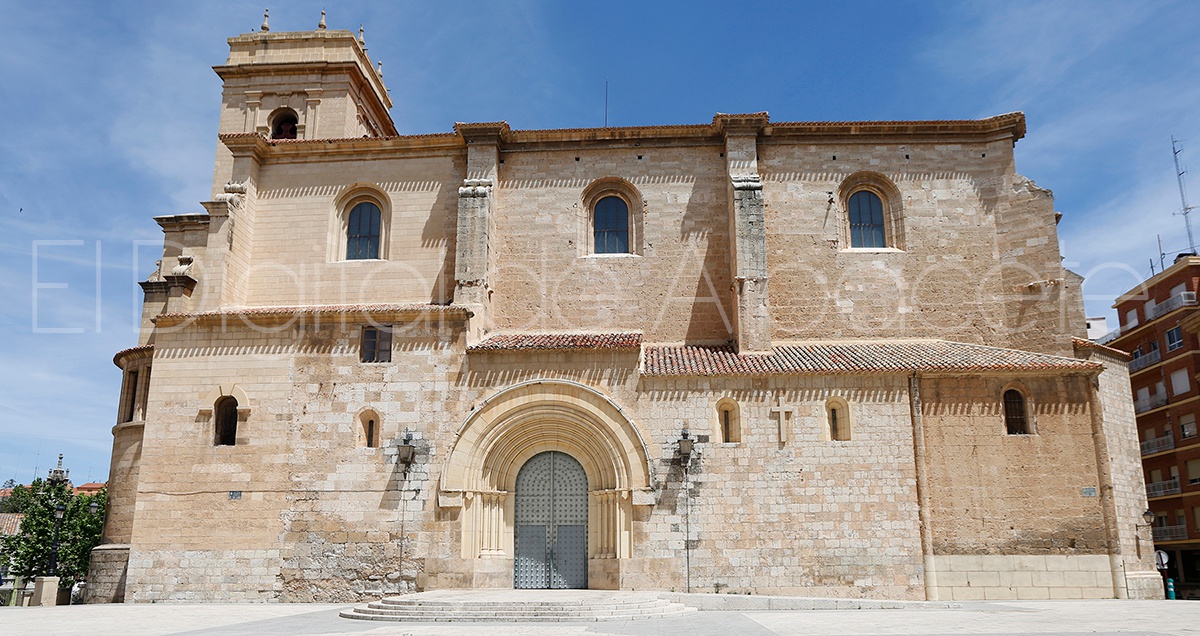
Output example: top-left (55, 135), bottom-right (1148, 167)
top-left (769, 395), bottom-right (796, 444)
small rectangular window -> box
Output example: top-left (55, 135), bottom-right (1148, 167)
top-left (1171, 282), bottom-right (1187, 298)
top-left (1167, 327), bottom-right (1184, 352)
top-left (1181, 414), bottom-right (1197, 439)
top-left (1125, 308), bottom-right (1139, 329)
top-left (361, 326), bottom-right (392, 363)
top-left (1194, 507), bottom-right (1200, 529)
top-left (1172, 369), bottom-right (1190, 397)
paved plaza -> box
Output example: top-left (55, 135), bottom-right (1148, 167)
top-left (0, 597), bottom-right (1197, 636)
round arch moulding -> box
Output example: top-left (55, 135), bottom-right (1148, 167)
top-left (438, 379), bottom-right (655, 508)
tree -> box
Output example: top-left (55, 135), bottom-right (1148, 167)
top-left (0, 478), bottom-right (18, 513)
top-left (0, 479), bottom-right (105, 588)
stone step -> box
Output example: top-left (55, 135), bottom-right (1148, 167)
top-left (355, 600), bottom-right (681, 614)
top-left (339, 607), bottom-right (698, 623)
top-left (341, 592), bottom-right (697, 623)
top-left (376, 597), bottom-right (671, 609)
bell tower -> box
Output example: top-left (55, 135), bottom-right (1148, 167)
top-left (209, 11), bottom-right (396, 195)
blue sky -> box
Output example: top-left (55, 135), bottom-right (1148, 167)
top-left (2, 1), bottom-right (1199, 483)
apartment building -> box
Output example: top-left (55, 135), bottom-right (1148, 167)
top-left (1110, 254), bottom-right (1200, 590)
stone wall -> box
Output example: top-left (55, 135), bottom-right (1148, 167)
top-left (84, 544), bottom-right (129, 604)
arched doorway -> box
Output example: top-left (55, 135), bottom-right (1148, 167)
top-left (438, 380), bottom-right (655, 589)
top-left (514, 451), bottom-right (588, 589)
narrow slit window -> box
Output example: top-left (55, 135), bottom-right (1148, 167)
top-left (366, 418), bottom-right (377, 448)
top-left (121, 370), bottom-right (139, 423)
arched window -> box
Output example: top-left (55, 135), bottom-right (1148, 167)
top-left (715, 398), bottom-right (741, 443)
top-left (1003, 389), bottom-right (1029, 435)
top-left (825, 396), bottom-right (852, 441)
top-left (848, 190), bottom-right (886, 248)
top-left (346, 201), bottom-right (382, 260)
top-left (593, 195), bottom-right (630, 254)
top-left (215, 396), bottom-right (238, 446)
top-left (269, 109), bottom-right (299, 139)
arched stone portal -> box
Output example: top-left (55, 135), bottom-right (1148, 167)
top-left (438, 380), bottom-right (654, 589)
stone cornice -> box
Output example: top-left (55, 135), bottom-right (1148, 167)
top-left (219, 132), bottom-right (462, 163)
top-left (113, 344), bottom-right (154, 368)
top-left (154, 214), bottom-right (211, 232)
top-left (152, 303), bottom-right (473, 328)
top-left (455, 121), bottom-right (511, 145)
top-left (713, 112), bottom-right (770, 135)
top-left (217, 112), bottom-right (1028, 164)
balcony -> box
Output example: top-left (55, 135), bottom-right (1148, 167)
top-left (1148, 291), bottom-right (1198, 320)
top-left (1141, 431), bottom-right (1175, 455)
top-left (1135, 393), bottom-right (1170, 413)
top-left (1153, 524), bottom-right (1189, 542)
top-left (1147, 477), bottom-right (1181, 498)
top-left (1128, 349), bottom-right (1162, 373)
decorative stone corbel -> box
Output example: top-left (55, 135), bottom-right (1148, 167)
top-left (458, 178), bottom-right (494, 198)
top-left (731, 174), bottom-right (763, 191)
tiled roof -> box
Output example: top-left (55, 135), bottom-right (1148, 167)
top-left (0, 513), bottom-right (24, 536)
top-left (470, 332), bottom-right (643, 352)
top-left (642, 340), bottom-right (1101, 377)
top-left (1072, 337), bottom-right (1132, 361)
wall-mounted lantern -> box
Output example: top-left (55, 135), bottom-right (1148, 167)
top-left (678, 429), bottom-right (693, 459)
top-left (397, 432), bottom-right (415, 466)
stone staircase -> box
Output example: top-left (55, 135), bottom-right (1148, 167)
top-left (339, 589), bottom-right (698, 623)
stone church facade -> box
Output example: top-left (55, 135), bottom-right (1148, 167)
top-left (88, 23), bottom-right (1162, 603)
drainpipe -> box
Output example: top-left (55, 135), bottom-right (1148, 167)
top-left (909, 373), bottom-right (937, 600)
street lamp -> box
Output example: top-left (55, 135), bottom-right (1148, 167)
top-left (47, 504), bottom-right (65, 577)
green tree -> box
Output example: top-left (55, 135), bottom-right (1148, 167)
top-left (0, 479), bottom-right (105, 588)
top-left (0, 478), bottom-right (18, 513)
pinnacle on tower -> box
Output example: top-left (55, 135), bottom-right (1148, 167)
top-left (261, 8), bottom-right (270, 32)
top-left (318, 10), bottom-right (326, 30)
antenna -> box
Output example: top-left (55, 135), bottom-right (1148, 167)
top-left (604, 79), bottom-right (609, 128)
top-left (1173, 136), bottom-right (1196, 253)
top-left (1158, 234), bottom-right (1166, 271)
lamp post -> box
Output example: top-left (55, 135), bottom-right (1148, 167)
top-left (47, 504), bottom-right (65, 577)
top-left (678, 429), bottom-right (693, 594)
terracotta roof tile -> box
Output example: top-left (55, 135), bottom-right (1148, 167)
top-left (0, 513), bottom-right (24, 536)
top-left (470, 332), bottom-right (642, 352)
top-left (1073, 337), bottom-right (1133, 361)
top-left (642, 340), bottom-right (1101, 377)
